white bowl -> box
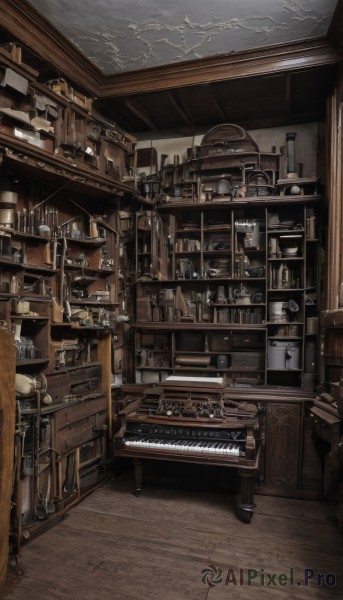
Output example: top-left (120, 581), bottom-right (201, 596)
top-left (282, 247), bottom-right (298, 256)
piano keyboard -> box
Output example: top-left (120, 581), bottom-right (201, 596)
top-left (124, 436), bottom-right (242, 456)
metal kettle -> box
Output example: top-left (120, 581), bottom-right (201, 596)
top-left (234, 285), bottom-right (252, 304)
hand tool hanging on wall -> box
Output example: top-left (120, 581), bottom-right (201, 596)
top-left (32, 179), bottom-right (73, 236)
top-left (68, 199), bottom-right (118, 239)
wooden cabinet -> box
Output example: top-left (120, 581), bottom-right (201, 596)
top-left (213, 388), bottom-right (322, 497)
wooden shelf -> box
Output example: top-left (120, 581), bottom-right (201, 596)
top-left (11, 315), bottom-right (49, 321)
top-left (16, 358), bottom-right (49, 366)
top-left (134, 322), bottom-right (267, 330)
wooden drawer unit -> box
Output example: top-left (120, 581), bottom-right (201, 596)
top-left (53, 395), bottom-right (107, 453)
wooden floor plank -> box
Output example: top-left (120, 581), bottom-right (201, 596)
top-left (5, 515), bottom-right (210, 600)
top-left (2, 472), bottom-right (343, 600)
top-left (76, 477), bottom-right (342, 553)
top-left (86, 473), bottom-right (332, 526)
top-left (98, 473), bottom-right (332, 522)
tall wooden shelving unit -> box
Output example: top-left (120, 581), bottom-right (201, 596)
top-left (0, 43), bottom-right (135, 563)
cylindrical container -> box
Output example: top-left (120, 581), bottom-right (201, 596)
top-left (217, 307), bottom-right (229, 323)
top-left (286, 132), bottom-right (297, 175)
top-left (15, 300), bottom-right (30, 314)
top-left (306, 216), bottom-right (317, 239)
top-left (175, 356), bottom-right (211, 366)
top-left (304, 339), bottom-right (316, 373)
top-left (0, 191), bottom-right (18, 206)
top-left (288, 324), bottom-right (300, 336)
top-left (0, 208), bottom-right (15, 228)
top-left (269, 301), bottom-right (289, 323)
top-left (166, 306), bottom-right (174, 322)
top-left (306, 317), bottom-right (318, 335)
top-left (138, 349), bottom-right (147, 366)
top-left (276, 324), bottom-right (287, 336)
top-left (269, 236), bottom-right (278, 257)
top-left (216, 286), bottom-right (226, 304)
top-left (268, 340), bottom-right (300, 370)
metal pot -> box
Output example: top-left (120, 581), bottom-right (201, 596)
top-left (268, 300), bottom-right (299, 323)
top-left (0, 208), bottom-right (15, 228)
top-left (268, 340), bottom-right (300, 370)
top-left (234, 287), bottom-right (252, 304)
top-left (0, 191), bottom-right (17, 206)
top-left (269, 301), bottom-right (288, 323)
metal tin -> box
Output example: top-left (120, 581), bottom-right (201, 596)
top-left (306, 216), bottom-right (317, 239)
top-left (0, 191), bottom-right (17, 206)
top-left (0, 208), bottom-right (15, 228)
top-left (268, 301), bottom-right (289, 323)
top-left (268, 340), bottom-right (300, 370)
top-left (306, 317), bottom-right (318, 335)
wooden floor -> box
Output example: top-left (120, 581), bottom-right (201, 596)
top-left (1, 469), bottom-right (342, 600)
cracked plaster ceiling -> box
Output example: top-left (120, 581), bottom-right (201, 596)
top-left (27, 0), bottom-right (337, 74)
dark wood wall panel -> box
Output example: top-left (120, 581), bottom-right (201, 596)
top-left (264, 403), bottom-right (301, 491)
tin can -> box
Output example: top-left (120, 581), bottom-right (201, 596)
top-left (306, 216), bottom-right (317, 239)
top-left (306, 317), bottom-right (318, 335)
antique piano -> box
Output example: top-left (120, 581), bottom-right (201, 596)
top-left (113, 377), bottom-right (262, 522)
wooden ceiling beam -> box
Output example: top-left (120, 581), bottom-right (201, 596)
top-left (134, 111), bottom-right (325, 141)
top-left (212, 99), bottom-right (227, 122)
top-left (166, 91), bottom-right (193, 126)
top-left (125, 100), bottom-right (157, 130)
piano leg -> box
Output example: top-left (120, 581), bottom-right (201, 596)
top-left (133, 458), bottom-right (143, 497)
top-left (239, 469), bottom-right (256, 523)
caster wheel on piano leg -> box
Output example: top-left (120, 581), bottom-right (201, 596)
top-left (134, 487), bottom-right (142, 497)
top-left (241, 506), bottom-right (254, 524)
